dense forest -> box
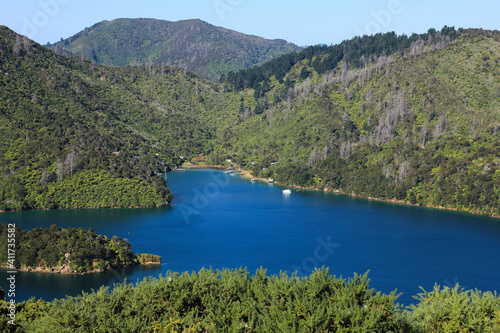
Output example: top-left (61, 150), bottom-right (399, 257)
top-left (2, 25), bottom-right (500, 217)
top-left (48, 18), bottom-right (301, 81)
top-left (0, 223), bottom-right (160, 273)
top-left (221, 26), bottom-right (462, 90)
top-left (0, 25), bottom-right (228, 211)
top-left (213, 28), bottom-right (500, 217)
top-left (0, 268), bottom-right (499, 332)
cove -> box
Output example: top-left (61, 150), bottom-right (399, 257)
top-left (1, 169), bottom-right (500, 305)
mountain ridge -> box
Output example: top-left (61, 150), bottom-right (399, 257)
top-left (48, 18), bottom-right (302, 80)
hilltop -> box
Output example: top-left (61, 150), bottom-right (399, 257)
top-left (48, 18), bottom-right (302, 81)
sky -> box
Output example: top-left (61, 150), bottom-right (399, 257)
top-left (1, 0), bottom-right (499, 47)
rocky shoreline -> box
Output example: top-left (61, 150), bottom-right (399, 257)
top-left (2, 260), bottom-right (161, 275)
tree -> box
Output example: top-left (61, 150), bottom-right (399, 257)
top-left (254, 103), bottom-right (264, 115)
top-left (65, 150), bottom-right (77, 177)
top-left (56, 159), bottom-right (63, 182)
top-left (300, 66), bottom-right (311, 79)
top-left (13, 35), bottom-right (22, 56)
top-left (40, 168), bottom-right (50, 187)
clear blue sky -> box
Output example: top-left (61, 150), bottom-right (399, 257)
top-left (1, 0), bottom-right (498, 46)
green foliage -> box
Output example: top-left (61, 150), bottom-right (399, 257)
top-left (136, 253), bottom-right (162, 264)
top-left (20, 268), bottom-right (411, 332)
top-left (3, 268), bottom-right (497, 332)
top-left (223, 26), bottom-right (462, 90)
top-left (0, 26), bottom-right (221, 211)
top-left (0, 299), bottom-right (49, 333)
top-left (0, 223), bottom-right (151, 273)
top-left (406, 284), bottom-right (500, 332)
top-left (49, 18), bottom-right (301, 81)
top-left (26, 171), bottom-right (172, 209)
top-left (215, 28), bottom-right (500, 218)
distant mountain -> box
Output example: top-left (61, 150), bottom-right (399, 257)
top-left (48, 18), bottom-right (301, 81)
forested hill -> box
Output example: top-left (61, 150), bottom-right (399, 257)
top-left (2, 25), bottom-right (500, 217)
top-left (222, 26), bottom-right (462, 89)
top-left (213, 28), bottom-right (500, 217)
top-left (0, 25), bottom-right (234, 212)
top-left (48, 18), bottom-right (302, 81)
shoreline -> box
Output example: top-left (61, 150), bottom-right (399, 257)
top-left (186, 164), bottom-right (500, 219)
top-left (2, 164), bottom-right (498, 219)
top-left (0, 203), bottom-right (170, 214)
top-left (0, 261), bottom-right (161, 275)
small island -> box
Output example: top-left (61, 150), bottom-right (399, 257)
top-left (0, 223), bottom-right (161, 274)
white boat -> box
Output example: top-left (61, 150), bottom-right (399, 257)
top-left (282, 189), bottom-right (292, 194)
top-left (266, 179), bottom-right (274, 183)
top-left (251, 178), bottom-right (257, 182)
top-left (177, 168), bottom-right (186, 171)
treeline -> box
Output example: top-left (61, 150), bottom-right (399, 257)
top-left (0, 268), bottom-right (499, 332)
top-left (0, 223), bottom-right (160, 273)
top-left (222, 26), bottom-right (462, 91)
top-left (24, 171), bottom-right (173, 210)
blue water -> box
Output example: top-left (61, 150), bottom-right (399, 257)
top-left (1, 169), bottom-right (500, 305)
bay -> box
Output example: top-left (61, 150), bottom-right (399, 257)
top-left (1, 169), bottom-right (500, 305)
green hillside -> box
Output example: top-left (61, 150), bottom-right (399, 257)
top-left (48, 18), bottom-right (302, 81)
top-left (0, 25), bottom-right (235, 211)
top-left (216, 27), bottom-right (500, 217)
top-left (2, 25), bottom-right (500, 218)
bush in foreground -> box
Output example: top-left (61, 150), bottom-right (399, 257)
top-left (0, 268), bottom-right (499, 332)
